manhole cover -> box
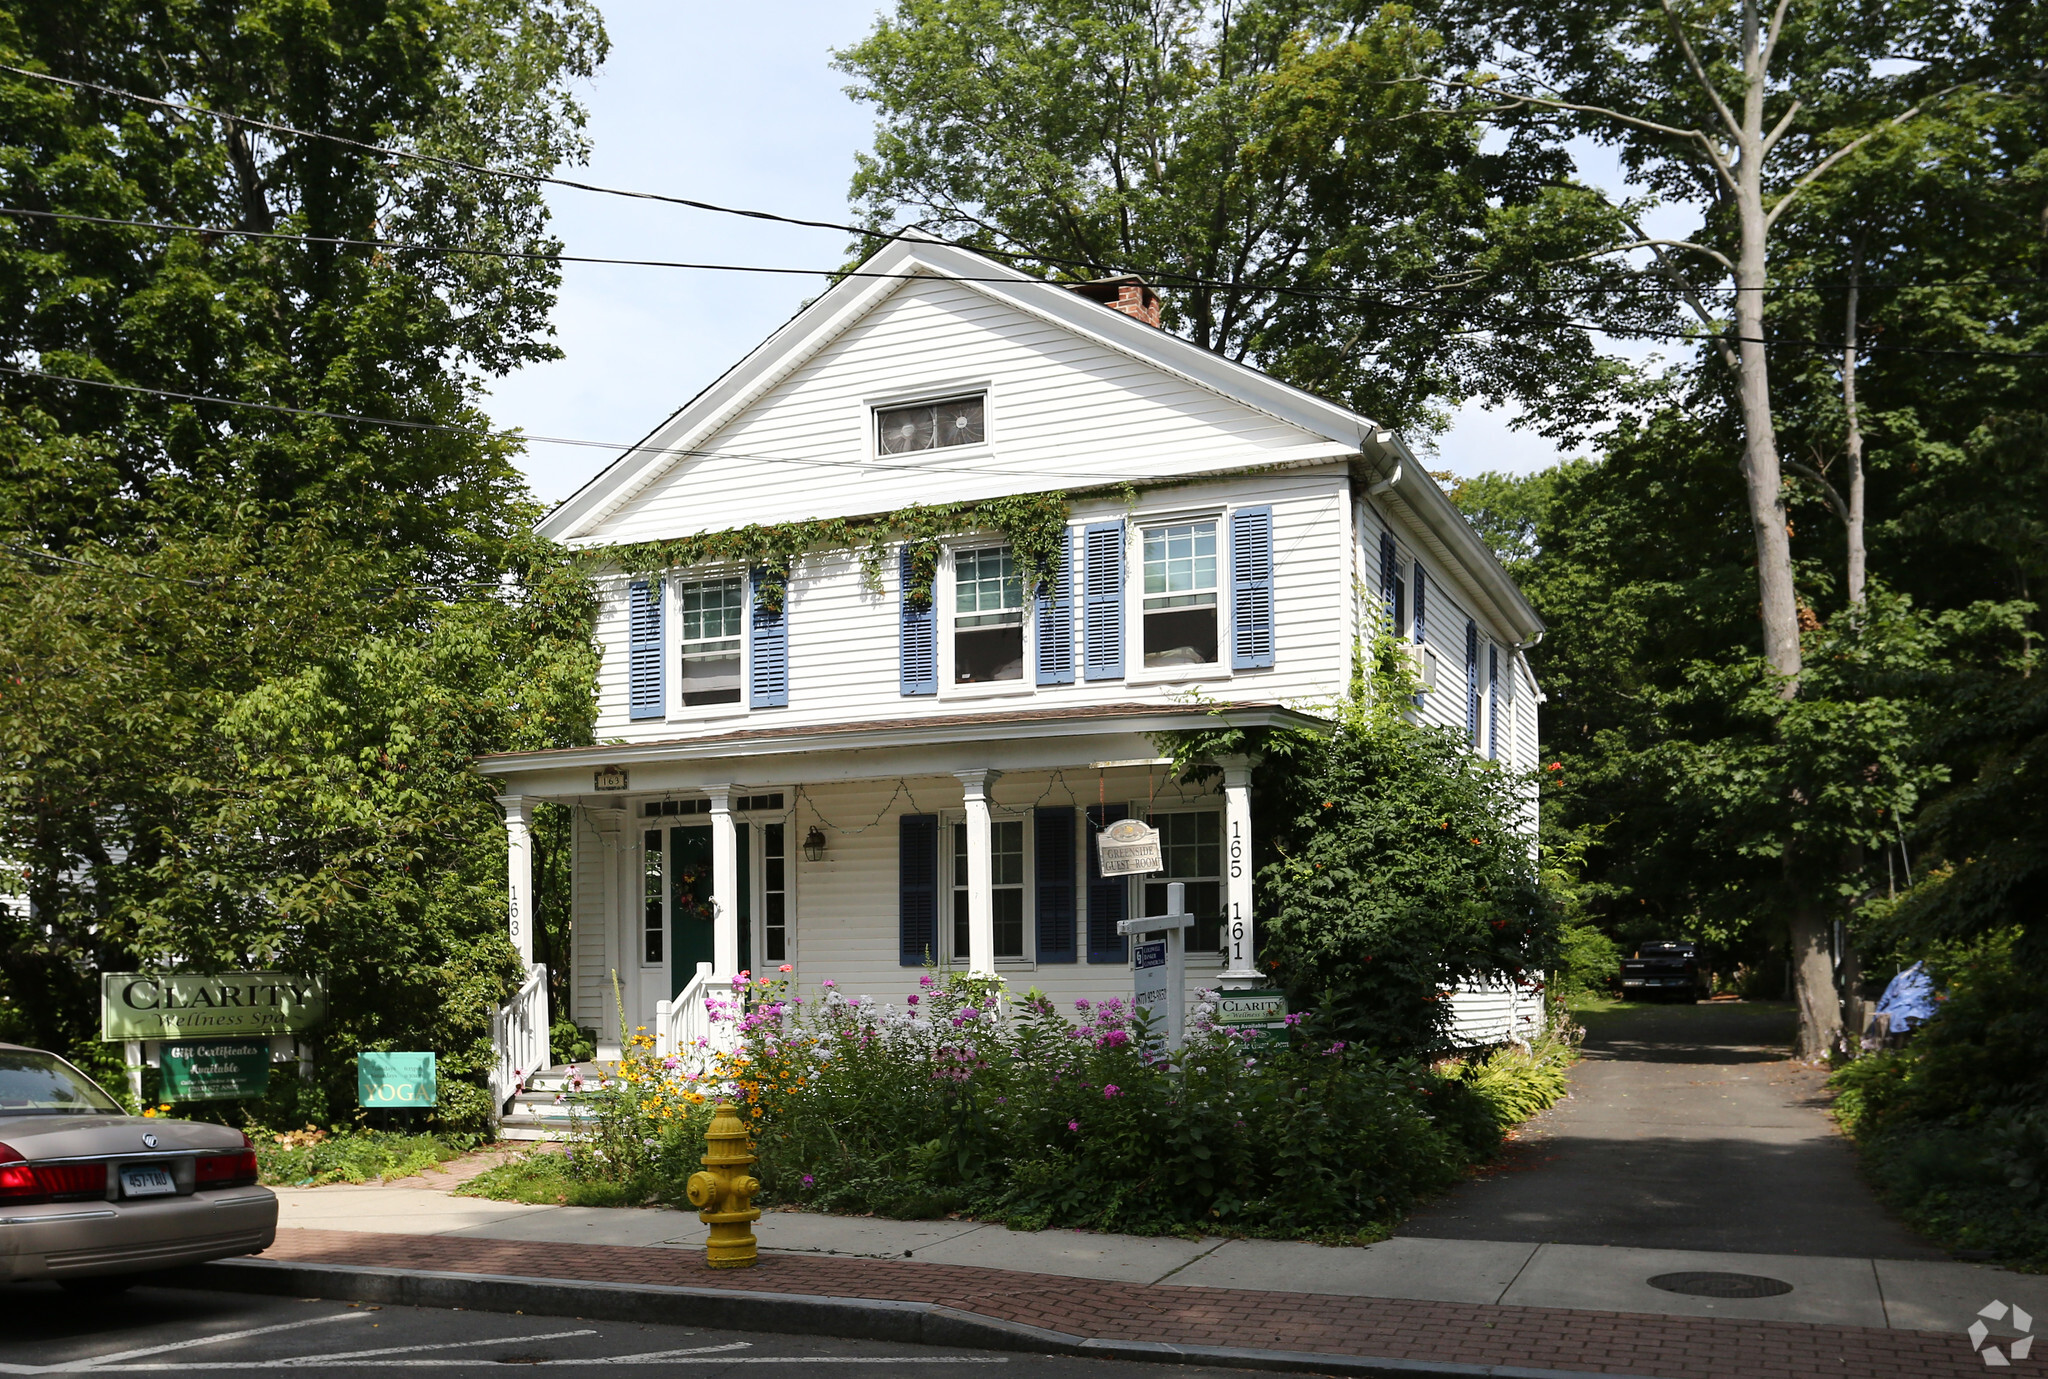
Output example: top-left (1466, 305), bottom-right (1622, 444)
top-left (1648, 1271), bottom-right (1794, 1299)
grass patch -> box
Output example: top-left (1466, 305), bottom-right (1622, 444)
top-left (456, 1146), bottom-right (661, 1208)
top-left (255, 1128), bottom-right (477, 1186)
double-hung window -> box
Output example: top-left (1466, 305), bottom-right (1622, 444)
top-left (954, 546), bottom-right (1024, 683)
top-left (951, 820), bottom-right (1026, 960)
top-left (1141, 811), bottom-right (1223, 954)
top-left (877, 394), bottom-right (985, 455)
top-left (1142, 521), bottom-right (1219, 668)
top-left (677, 576), bottom-right (744, 706)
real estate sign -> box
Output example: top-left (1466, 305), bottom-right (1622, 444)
top-left (102, 972), bottom-right (326, 1041)
top-left (159, 1039), bottom-right (272, 1102)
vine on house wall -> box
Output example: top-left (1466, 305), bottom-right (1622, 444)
top-left (585, 491), bottom-right (1074, 612)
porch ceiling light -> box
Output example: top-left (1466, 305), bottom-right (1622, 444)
top-left (802, 827), bottom-right (828, 863)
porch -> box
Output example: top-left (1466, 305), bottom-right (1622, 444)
top-left (478, 703), bottom-right (1318, 1121)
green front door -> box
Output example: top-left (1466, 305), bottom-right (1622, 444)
top-left (670, 826), bottom-right (715, 999)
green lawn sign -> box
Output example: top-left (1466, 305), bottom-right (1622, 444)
top-left (1214, 989), bottom-right (1292, 1047)
top-left (160, 1039), bottom-right (271, 1102)
top-left (358, 1052), bottom-right (437, 1108)
top-left (102, 972), bottom-right (326, 1041)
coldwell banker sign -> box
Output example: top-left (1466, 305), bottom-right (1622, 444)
top-left (101, 972), bottom-right (327, 1041)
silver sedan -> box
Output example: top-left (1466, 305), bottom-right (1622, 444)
top-left (0, 1042), bottom-right (277, 1290)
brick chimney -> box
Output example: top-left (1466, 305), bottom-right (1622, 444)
top-left (1066, 275), bottom-right (1162, 328)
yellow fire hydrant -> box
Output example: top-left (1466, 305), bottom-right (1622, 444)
top-left (686, 1101), bottom-right (761, 1268)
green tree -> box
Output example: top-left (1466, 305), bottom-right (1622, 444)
top-left (0, 0), bottom-right (606, 1122)
top-left (835, 0), bottom-right (1646, 438)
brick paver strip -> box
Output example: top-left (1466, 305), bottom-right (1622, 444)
top-left (261, 1227), bottom-right (1979, 1377)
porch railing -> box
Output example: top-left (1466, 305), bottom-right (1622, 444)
top-left (491, 962), bottom-right (550, 1114)
top-left (653, 961), bottom-right (716, 1068)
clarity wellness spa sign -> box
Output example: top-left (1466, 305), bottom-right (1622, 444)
top-left (102, 972), bottom-right (327, 1041)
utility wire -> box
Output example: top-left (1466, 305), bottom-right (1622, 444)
top-left (8, 205), bottom-right (2041, 299)
top-left (11, 64), bottom-right (2036, 302)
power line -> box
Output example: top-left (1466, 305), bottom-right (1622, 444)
top-left (9, 64), bottom-right (2041, 305)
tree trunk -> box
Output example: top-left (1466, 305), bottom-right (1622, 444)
top-left (1843, 268), bottom-right (1866, 611)
top-left (1733, 6), bottom-right (1803, 690)
top-left (1733, 0), bottom-right (1837, 1056)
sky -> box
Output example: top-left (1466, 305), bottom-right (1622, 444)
top-left (481, 1), bottom-right (1675, 506)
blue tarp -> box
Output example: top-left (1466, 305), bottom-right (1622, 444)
top-left (1875, 961), bottom-right (1939, 1033)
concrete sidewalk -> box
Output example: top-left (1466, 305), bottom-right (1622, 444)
top-left (269, 1184), bottom-right (2043, 1344)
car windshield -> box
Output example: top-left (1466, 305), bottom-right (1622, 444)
top-left (0, 1049), bottom-right (124, 1114)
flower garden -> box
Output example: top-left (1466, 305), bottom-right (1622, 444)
top-left (463, 968), bottom-right (1577, 1239)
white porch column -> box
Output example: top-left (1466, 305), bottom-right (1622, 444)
top-left (1217, 760), bottom-right (1259, 987)
top-left (498, 795), bottom-right (534, 967)
top-left (707, 784), bottom-right (740, 976)
top-left (954, 769), bottom-right (1000, 976)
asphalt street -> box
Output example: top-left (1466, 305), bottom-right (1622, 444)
top-left (0, 1284), bottom-right (1262, 1378)
top-left (1399, 999), bottom-right (1946, 1257)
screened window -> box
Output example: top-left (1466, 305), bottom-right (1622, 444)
top-left (763, 823), bottom-right (788, 962)
top-left (1142, 811), bottom-right (1223, 953)
top-left (1142, 521), bottom-right (1219, 667)
top-left (642, 830), bottom-right (664, 964)
top-left (954, 546), bottom-right (1024, 683)
top-left (951, 820), bottom-right (1026, 960)
top-left (876, 395), bottom-right (985, 455)
top-left (677, 576), bottom-right (744, 706)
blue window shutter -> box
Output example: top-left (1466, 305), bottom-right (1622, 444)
top-left (1378, 530), bottom-right (1398, 626)
top-left (1085, 804), bottom-right (1129, 964)
top-left (1034, 806), bottom-right (1077, 963)
top-left (1488, 644), bottom-right (1501, 760)
top-left (899, 545), bottom-right (936, 696)
top-left (1465, 620), bottom-right (1481, 746)
top-left (628, 578), bottom-right (664, 720)
top-left (899, 814), bottom-right (939, 966)
top-left (749, 568), bottom-right (789, 708)
top-left (1082, 522), bottom-right (1124, 680)
top-left (1414, 566), bottom-right (1427, 647)
top-left (1230, 506), bottom-right (1275, 669)
top-left (1035, 527), bottom-right (1076, 685)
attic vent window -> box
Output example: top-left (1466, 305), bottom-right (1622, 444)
top-left (877, 394), bottom-right (985, 455)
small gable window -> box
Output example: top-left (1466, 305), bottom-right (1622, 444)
top-left (954, 545), bottom-right (1024, 683)
top-left (677, 576), bottom-right (744, 706)
top-left (877, 394), bottom-right (985, 455)
top-left (1142, 520), bottom-right (1219, 667)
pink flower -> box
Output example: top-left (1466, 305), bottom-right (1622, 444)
top-left (960, 1006), bottom-right (980, 1020)
top-left (801, 1174), bottom-right (814, 1186)
top-left (779, 964), bottom-right (793, 973)
top-left (1103, 1084), bottom-right (1121, 1099)
top-left (822, 979), bottom-right (836, 989)
top-left (1074, 999), bottom-right (1091, 1012)
top-left (1067, 1120), bottom-right (1080, 1132)
top-left (906, 994), bottom-right (919, 1006)
top-left (920, 973), bottom-right (935, 988)
top-left (1325, 1040), bottom-right (1348, 1056)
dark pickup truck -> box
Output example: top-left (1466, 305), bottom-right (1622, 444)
top-left (1619, 940), bottom-right (1709, 1002)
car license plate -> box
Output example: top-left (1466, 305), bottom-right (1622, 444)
top-left (120, 1164), bottom-right (176, 1198)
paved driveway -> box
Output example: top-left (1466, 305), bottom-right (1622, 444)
top-left (1399, 1000), bottom-right (1947, 1258)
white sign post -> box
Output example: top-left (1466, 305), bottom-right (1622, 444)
top-left (1119, 881), bottom-right (1193, 1051)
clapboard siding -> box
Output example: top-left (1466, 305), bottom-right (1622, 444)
top-left (593, 471), bottom-right (1353, 739)
top-left (580, 279), bottom-right (1341, 543)
top-left (753, 770), bottom-right (1231, 1011)
top-left (1447, 978), bottom-right (1545, 1048)
top-left (571, 809), bottom-right (609, 1030)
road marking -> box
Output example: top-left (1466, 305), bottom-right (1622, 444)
top-left (270, 1330), bottom-right (599, 1364)
top-left (0, 1313), bottom-right (372, 1374)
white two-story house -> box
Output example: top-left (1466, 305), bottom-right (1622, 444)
top-left (476, 238), bottom-right (1544, 1110)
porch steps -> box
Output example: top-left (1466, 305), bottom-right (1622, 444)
top-left (496, 1063), bottom-right (617, 1142)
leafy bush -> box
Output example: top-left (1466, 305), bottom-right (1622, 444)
top-left (1548, 922), bottom-right (1621, 1006)
top-left (254, 1127), bottom-right (478, 1187)
top-left (1829, 941), bottom-right (2048, 1267)
top-left (471, 971), bottom-right (1576, 1239)
top-left (1161, 637), bottom-right (1555, 1058)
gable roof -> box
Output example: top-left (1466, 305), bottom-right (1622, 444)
top-left (535, 236), bottom-right (1543, 643)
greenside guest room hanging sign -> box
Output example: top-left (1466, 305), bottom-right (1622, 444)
top-left (101, 972), bottom-right (327, 1041)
